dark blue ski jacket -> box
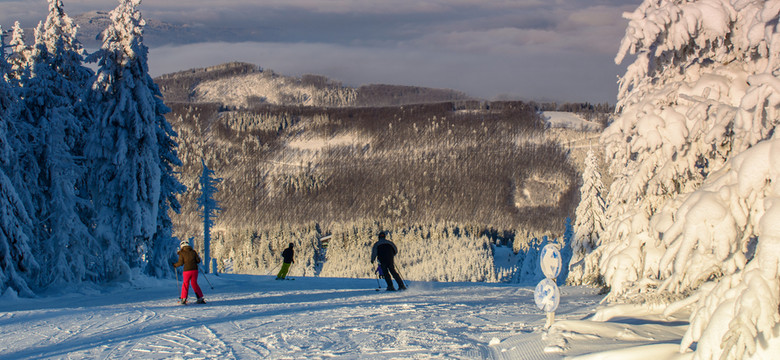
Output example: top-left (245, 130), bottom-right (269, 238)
top-left (282, 247), bottom-right (295, 264)
top-left (370, 238), bottom-right (397, 264)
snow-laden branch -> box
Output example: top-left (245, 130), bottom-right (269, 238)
top-left (597, 1), bottom-right (780, 357)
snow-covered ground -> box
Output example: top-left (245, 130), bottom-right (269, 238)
top-left (1, 273), bottom-right (702, 359)
top-left (194, 72), bottom-right (357, 108)
top-left (541, 112), bottom-right (601, 132)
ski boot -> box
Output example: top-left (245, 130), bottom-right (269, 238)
top-left (196, 297), bottom-right (206, 304)
top-left (180, 298), bottom-right (187, 305)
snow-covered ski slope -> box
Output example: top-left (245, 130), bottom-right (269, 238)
top-left (0, 273), bottom-right (726, 359)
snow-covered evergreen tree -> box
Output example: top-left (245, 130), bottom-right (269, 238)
top-left (85, 0), bottom-right (183, 280)
top-left (146, 130), bottom-right (185, 278)
top-left (197, 159), bottom-right (222, 274)
top-left (7, 22), bottom-right (31, 84)
top-left (567, 150), bottom-right (605, 286)
top-left (18, 0), bottom-right (98, 287)
top-left (41, 0), bottom-right (97, 265)
top-left (40, 0), bottom-right (93, 121)
top-left (0, 28), bottom-right (38, 297)
top-left (517, 238), bottom-right (543, 285)
top-left (597, 0), bottom-right (780, 358)
top-left (147, 50), bottom-right (185, 279)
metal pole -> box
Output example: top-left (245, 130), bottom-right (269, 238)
top-left (268, 264), bottom-right (281, 276)
top-left (199, 268), bottom-right (214, 289)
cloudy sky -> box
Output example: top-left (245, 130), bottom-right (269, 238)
top-left (0, 0), bottom-right (640, 103)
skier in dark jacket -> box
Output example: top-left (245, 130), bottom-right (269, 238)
top-left (371, 232), bottom-right (406, 291)
top-left (173, 240), bottom-right (205, 304)
top-left (276, 243), bottom-right (295, 280)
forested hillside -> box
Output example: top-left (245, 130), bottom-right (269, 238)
top-left (155, 62), bottom-right (471, 107)
top-left (159, 63), bottom-right (593, 280)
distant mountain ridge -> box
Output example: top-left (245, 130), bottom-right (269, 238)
top-left (156, 62), bottom-right (472, 108)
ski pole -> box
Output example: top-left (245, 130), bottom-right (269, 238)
top-left (373, 264), bottom-right (383, 290)
top-left (396, 268), bottom-right (408, 288)
top-left (199, 268), bottom-right (214, 289)
top-left (268, 264), bottom-right (281, 276)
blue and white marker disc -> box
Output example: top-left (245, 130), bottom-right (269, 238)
top-left (534, 278), bottom-right (560, 313)
top-left (540, 244), bottom-right (562, 279)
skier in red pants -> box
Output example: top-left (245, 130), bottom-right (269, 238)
top-left (173, 240), bottom-right (206, 304)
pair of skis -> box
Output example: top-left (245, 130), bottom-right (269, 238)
top-left (374, 264), bottom-right (407, 291)
top-left (178, 299), bottom-right (208, 305)
top-left (174, 267), bottom-right (213, 305)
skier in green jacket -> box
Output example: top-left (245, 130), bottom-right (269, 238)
top-left (276, 243), bottom-right (295, 280)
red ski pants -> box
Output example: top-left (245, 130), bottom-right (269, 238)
top-left (181, 270), bottom-right (204, 300)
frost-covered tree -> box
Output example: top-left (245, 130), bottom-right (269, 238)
top-left (7, 22), bottom-right (31, 83)
top-left (40, 0), bottom-right (93, 123)
top-left (597, 0), bottom-right (780, 358)
top-left (197, 159), bottom-right (221, 274)
top-left (567, 150), bottom-right (606, 286)
top-left (146, 127), bottom-right (185, 278)
top-left (18, 0), bottom-right (98, 287)
top-left (85, 0), bottom-right (182, 280)
top-left (0, 29), bottom-right (38, 297)
top-left (660, 140), bottom-right (780, 360)
top-left (517, 237), bottom-right (543, 284)
top-left (146, 59), bottom-right (185, 279)
top-left (40, 0), bottom-right (96, 251)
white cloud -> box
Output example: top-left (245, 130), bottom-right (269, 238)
top-left (1, 0), bottom-right (639, 103)
top-left (141, 0), bottom-right (549, 15)
top-left (149, 41), bottom-right (624, 103)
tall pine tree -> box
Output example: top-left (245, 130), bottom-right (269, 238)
top-left (567, 150), bottom-right (606, 286)
top-left (19, 0), bottom-right (98, 286)
top-left (197, 159), bottom-right (221, 274)
top-left (7, 22), bottom-right (31, 84)
top-left (0, 27), bottom-right (38, 297)
top-left (85, 0), bottom-right (184, 280)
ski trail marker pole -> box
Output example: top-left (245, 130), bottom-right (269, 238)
top-left (199, 268), bottom-right (214, 289)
